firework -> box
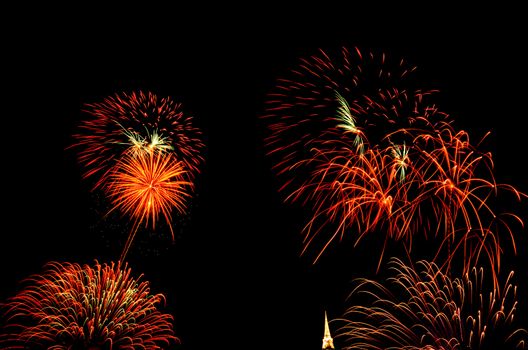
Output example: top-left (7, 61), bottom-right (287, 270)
top-left (0, 261), bottom-right (178, 349)
top-left (264, 47), bottom-right (444, 260)
top-left (264, 47), bottom-right (433, 184)
top-left (337, 258), bottom-right (526, 349)
top-left (107, 151), bottom-right (192, 261)
top-left (263, 47), bottom-right (525, 278)
top-left (74, 90), bottom-right (204, 189)
top-left (72, 91), bottom-right (204, 260)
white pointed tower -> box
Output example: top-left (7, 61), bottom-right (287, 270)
top-left (322, 311), bottom-right (335, 349)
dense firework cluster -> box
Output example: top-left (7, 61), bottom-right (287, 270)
top-left (337, 258), bottom-right (526, 349)
top-left (264, 46), bottom-right (526, 348)
top-left (74, 91), bottom-right (205, 260)
top-left (263, 47), bottom-right (525, 277)
top-left (0, 91), bottom-right (203, 348)
top-left (0, 43), bottom-right (524, 350)
top-left (0, 261), bottom-right (177, 349)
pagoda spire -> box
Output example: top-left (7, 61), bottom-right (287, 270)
top-left (322, 311), bottom-right (335, 349)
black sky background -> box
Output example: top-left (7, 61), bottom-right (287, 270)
top-left (2, 7), bottom-right (527, 349)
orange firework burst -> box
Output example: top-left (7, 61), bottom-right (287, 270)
top-left (337, 258), bottom-right (526, 349)
top-left (263, 47), bottom-right (525, 282)
top-left (107, 150), bottom-right (191, 262)
top-left (0, 261), bottom-right (178, 349)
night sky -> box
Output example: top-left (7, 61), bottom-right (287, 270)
top-left (2, 8), bottom-right (527, 349)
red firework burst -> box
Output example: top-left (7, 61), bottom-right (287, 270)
top-left (74, 90), bottom-right (204, 189)
top-left (0, 261), bottom-right (178, 349)
top-left (263, 47), bottom-right (525, 280)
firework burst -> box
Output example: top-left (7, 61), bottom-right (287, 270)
top-left (0, 261), bottom-right (178, 349)
top-left (263, 47), bottom-right (525, 279)
top-left (264, 47), bottom-right (432, 182)
top-left (72, 91), bottom-right (204, 260)
top-left (337, 258), bottom-right (526, 349)
top-left (108, 151), bottom-right (192, 261)
top-left (74, 90), bottom-right (204, 189)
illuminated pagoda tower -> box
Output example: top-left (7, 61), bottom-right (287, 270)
top-left (322, 311), bottom-right (335, 349)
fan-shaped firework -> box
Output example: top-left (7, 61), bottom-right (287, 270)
top-left (74, 90), bottom-right (204, 189)
top-left (0, 261), bottom-right (178, 349)
top-left (263, 47), bottom-right (525, 279)
top-left (337, 258), bottom-right (526, 349)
